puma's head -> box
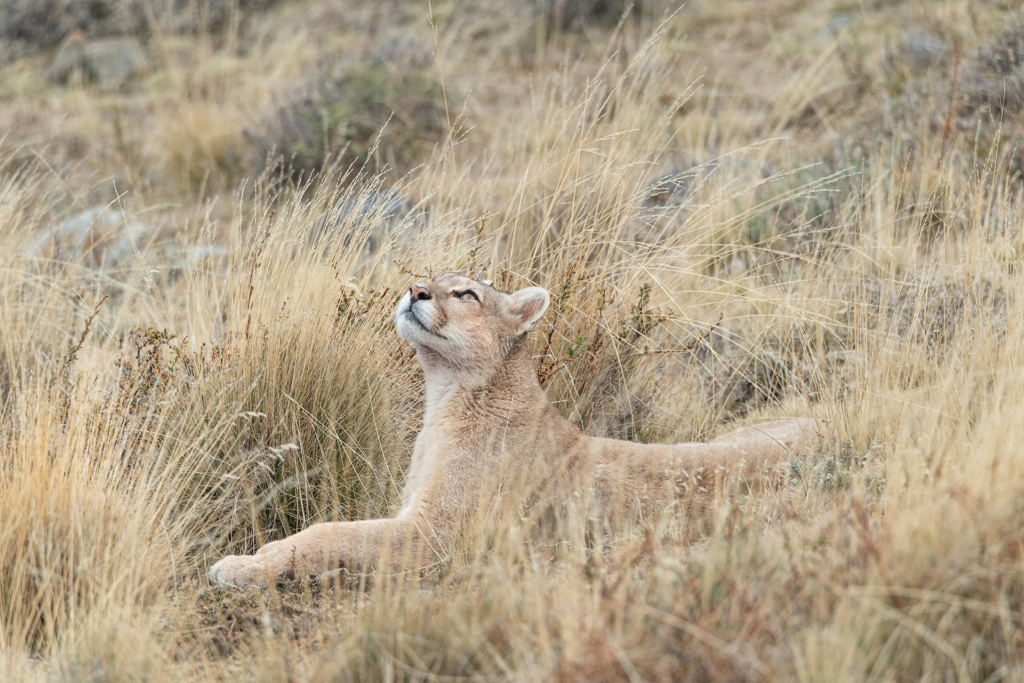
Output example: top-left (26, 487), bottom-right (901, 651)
top-left (396, 273), bottom-right (550, 377)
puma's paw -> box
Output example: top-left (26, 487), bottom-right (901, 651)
top-left (208, 554), bottom-right (271, 589)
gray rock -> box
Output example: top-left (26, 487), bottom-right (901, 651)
top-left (903, 32), bottom-right (949, 72)
top-left (824, 13), bottom-right (851, 38)
top-left (313, 188), bottom-right (421, 256)
top-left (185, 245), bottom-right (229, 266)
top-left (48, 31), bottom-right (88, 83)
top-left (85, 38), bottom-right (146, 86)
top-left (646, 156), bottom-right (771, 209)
top-left (49, 32), bottom-right (146, 87)
top-left (27, 206), bottom-right (150, 268)
top-left (645, 168), bottom-right (690, 208)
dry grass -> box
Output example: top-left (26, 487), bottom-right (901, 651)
top-left (2, 0), bottom-right (1024, 681)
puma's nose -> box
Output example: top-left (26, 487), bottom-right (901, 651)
top-left (410, 284), bottom-right (431, 302)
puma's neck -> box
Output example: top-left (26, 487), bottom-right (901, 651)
top-left (418, 338), bottom-right (545, 423)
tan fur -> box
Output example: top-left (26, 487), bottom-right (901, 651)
top-left (209, 274), bottom-right (822, 587)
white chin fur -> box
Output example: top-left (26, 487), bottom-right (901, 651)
top-left (395, 294), bottom-right (437, 344)
top-left (395, 293), bottom-right (415, 341)
top-left (395, 313), bottom-right (413, 342)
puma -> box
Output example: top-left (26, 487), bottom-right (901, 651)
top-left (209, 273), bottom-right (821, 587)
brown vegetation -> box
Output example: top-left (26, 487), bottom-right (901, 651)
top-left (2, 0), bottom-right (1024, 680)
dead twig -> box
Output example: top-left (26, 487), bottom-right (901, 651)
top-left (937, 39), bottom-right (962, 170)
top-left (245, 210), bottom-right (275, 342)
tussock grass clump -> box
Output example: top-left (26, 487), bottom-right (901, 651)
top-left (176, 189), bottom-right (424, 553)
top-left (244, 60), bottom-right (448, 184)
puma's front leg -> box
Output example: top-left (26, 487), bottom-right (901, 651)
top-left (208, 518), bottom-right (418, 588)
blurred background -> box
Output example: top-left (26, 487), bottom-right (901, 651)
top-left (2, 0), bottom-right (1021, 220)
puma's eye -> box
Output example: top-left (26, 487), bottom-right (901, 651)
top-left (454, 290), bottom-right (479, 302)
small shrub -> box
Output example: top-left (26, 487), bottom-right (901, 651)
top-left (960, 23), bottom-right (1024, 119)
top-left (244, 59), bottom-right (447, 183)
top-left (535, 0), bottom-right (642, 32)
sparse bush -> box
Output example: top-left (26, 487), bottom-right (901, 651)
top-left (535, 0), bottom-right (644, 32)
top-left (244, 60), bottom-right (447, 184)
top-left (961, 22), bottom-right (1024, 119)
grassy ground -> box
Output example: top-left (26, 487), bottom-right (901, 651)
top-left (2, 0), bottom-right (1024, 680)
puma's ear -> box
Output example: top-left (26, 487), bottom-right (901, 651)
top-left (479, 279), bottom-right (494, 287)
top-left (508, 287), bottom-right (550, 335)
